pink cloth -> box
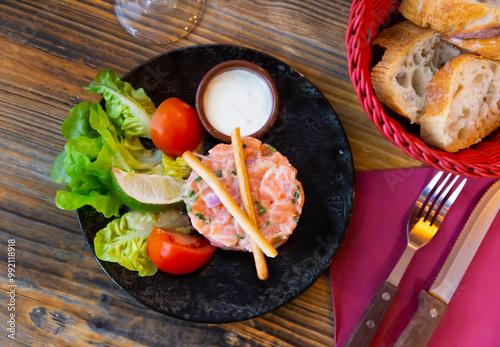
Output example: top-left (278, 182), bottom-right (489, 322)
top-left (330, 167), bottom-right (500, 347)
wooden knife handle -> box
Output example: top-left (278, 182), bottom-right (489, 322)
top-left (344, 281), bottom-right (397, 347)
top-left (394, 290), bottom-right (447, 347)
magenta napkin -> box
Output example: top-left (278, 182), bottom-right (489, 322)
top-left (330, 167), bottom-right (500, 347)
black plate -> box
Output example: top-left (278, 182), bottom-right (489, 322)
top-left (78, 44), bottom-right (354, 323)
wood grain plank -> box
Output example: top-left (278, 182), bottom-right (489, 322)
top-left (0, 0), bottom-right (425, 345)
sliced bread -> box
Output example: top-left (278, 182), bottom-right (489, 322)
top-left (371, 20), bottom-right (460, 124)
top-left (420, 54), bottom-right (500, 152)
top-left (399, 0), bottom-right (500, 37)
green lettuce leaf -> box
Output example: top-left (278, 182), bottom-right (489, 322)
top-left (56, 189), bottom-right (120, 218)
top-left (88, 102), bottom-right (162, 172)
top-left (85, 69), bottom-right (156, 138)
top-left (54, 141), bottom-right (123, 217)
top-left (61, 101), bottom-right (98, 140)
top-left (152, 139), bottom-right (204, 177)
top-left (94, 210), bottom-right (191, 277)
top-left (160, 154), bottom-right (192, 179)
top-left (51, 150), bottom-right (70, 184)
top-left (52, 102), bottom-right (163, 217)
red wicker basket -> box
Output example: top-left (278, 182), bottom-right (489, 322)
top-left (346, 0), bottom-right (500, 178)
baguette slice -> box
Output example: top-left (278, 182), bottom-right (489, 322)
top-left (400, 0), bottom-right (500, 37)
top-left (371, 20), bottom-right (460, 123)
top-left (444, 36), bottom-right (500, 61)
top-left (420, 54), bottom-right (500, 152)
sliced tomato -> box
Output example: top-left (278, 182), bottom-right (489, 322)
top-left (147, 226), bottom-right (215, 275)
top-left (150, 97), bottom-right (204, 158)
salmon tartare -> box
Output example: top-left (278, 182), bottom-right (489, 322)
top-left (181, 137), bottom-right (304, 251)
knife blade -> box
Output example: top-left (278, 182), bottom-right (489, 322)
top-left (395, 179), bottom-right (500, 347)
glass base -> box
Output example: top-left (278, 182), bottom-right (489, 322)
top-left (114, 0), bottom-right (205, 44)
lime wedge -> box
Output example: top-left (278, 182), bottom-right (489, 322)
top-left (111, 167), bottom-right (186, 212)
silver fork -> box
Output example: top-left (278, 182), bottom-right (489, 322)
top-left (344, 171), bottom-right (467, 347)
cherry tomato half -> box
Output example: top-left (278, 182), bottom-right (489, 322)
top-left (147, 227), bottom-right (216, 275)
top-left (150, 97), bottom-right (204, 157)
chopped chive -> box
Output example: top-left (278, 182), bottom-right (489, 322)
top-left (181, 195), bottom-right (187, 199)
top-left (293, 218), bottom-right (299, 223)
top-left (231, 170), bottom-right (237, 175)
top-left (267, 145), bottom-right (277, 152)
top-left (255, 200), bottom-right (267, 214)
top-left (296, 185), bottom-right (301, 192)
top-left (242, 143), bottom-right (247, 148)
top-left (236, 234), bottom-right (245, 239)
top-left (188, 190), bottom-right (195, 198)
top-left (291, 198), bottom-right (296, 204)
top-left (186, 205), bottom-right (192, 213)
top-left (195, 212), bottom-right (205, 221)
top-left (216, 170), bottom-right (222, 178)
top-left (294, 191), bottom-right (300, 199)
top-left (195, 176), bottom-right (202, 182)
top-left (257, 204), bottom-right (268, 215)
top-left (204, 217), bottom-right (211, 225)
top-left (266, 221), bottom-right (270, 226)
top-left (192, 195), bottom-right (199, 203)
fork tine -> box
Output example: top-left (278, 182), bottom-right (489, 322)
top-left (426, 174), bottom-right (459, 222)
top-left (430, 176), bottom-right (467, 226)
top-left (414, 171), bottom-right (444, 219)
top-left (419, 172), bottom-right (452, 220)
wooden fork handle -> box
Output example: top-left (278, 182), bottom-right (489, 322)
top-left (344, 281), bottom-right (397, 347)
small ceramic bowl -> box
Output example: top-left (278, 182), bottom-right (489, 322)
top-left (195, 60), bottom-right (279, 143)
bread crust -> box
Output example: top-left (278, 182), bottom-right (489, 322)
top-left (400, 0), bottom-right (500, 37)
top-left (444, 36), bottom-right (500, 61)
top-left (421, 54), bottom-right (500, 152)
top-left (372, 21), bottom-right (435, 121)
top-left (372, 19), bottom-right (437, 51)
top-left (371, 20), bottom-right (460, 123)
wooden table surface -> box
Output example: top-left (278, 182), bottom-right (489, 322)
top-left (0, 0), bottom-right (424, 346)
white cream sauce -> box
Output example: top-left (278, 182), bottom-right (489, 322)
top-left (203, 69), bottom-right (273, 136)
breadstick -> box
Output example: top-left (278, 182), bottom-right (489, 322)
top-left (231, 128), bottom-right (269, 280)
top-left (182, 151), bottom-right (278, 258)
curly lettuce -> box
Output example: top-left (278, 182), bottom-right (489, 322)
top-left (51, 102), bottom-right (162, 217)
top-left (85, 69), bottom-right (156, 138)
top-left (88, 102), bottom-right (162, 171)
top-left (151, 140), bottom-right (204, 177)
top-left (94, 210), bottom-right (191, 276)
top-left (150, 154), bottom-right (192, 179)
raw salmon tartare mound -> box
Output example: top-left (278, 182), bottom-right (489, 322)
top-left (181, 137), bottom-right (304, 251)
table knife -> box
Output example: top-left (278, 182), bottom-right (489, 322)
top-left (394, 179), bottom-right (500, 347)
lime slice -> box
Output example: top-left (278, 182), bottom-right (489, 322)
top-left (111, 167), bottom-right (186, 212)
